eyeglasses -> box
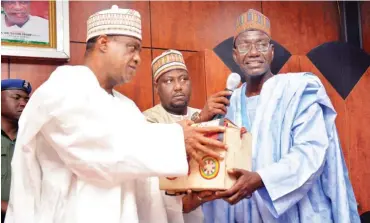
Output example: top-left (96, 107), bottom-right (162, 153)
top-left (235, 41), bottom-right (271, 55)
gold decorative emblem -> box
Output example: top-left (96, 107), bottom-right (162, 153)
top-left (199, 156), bottom-right (220, 180)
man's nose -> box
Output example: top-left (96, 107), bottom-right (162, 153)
top-left (18, 98), bottom-right (28, 107)
top-left (133, 52), bottom-right (141, 65)
top-left (248, 43), bottom-right (260, 57)
top-left (174, 80), bottom-right (182, 91)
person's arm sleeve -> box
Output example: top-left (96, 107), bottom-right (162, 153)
top-left (255, 103), bottom-right (329, 217)
top-left (41, 89), bottom-right (188, 187)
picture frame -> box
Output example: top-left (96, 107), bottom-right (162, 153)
top-left (1, 0), bottom-right (70, 59)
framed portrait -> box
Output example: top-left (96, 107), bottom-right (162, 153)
top-left (1, 0), bottom-right (70, 59)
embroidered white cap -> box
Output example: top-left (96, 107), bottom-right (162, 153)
top-left (151, 50), bottom-right (188, 82)
top-left (86, 5), bottom-right (142, 42)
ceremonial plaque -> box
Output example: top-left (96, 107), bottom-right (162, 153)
top-left (159, 118), bottom-right (252, 192)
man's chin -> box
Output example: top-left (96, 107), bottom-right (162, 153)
top-left (14, 19), bottom-right (28, 24)
top-left (7, 16), bottom-right (29, 26)
top-left (243, 68), bottom-right (269, 77)
top-left (121, 73), bottom-right (135, 84)
top-left (170, 102), bottom-right (188, 109)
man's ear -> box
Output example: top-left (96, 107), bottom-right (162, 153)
top-left (270, 44), bottom-right (275, 61)
top-left (154, 81), bottom-right (159, 94)
top-left (96, 35), bottom-right (109, 53)
top-left (232, 48), bottom-right (238, 64)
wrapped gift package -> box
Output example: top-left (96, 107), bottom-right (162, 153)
top-left (159, 118), bottom-right (252, 192)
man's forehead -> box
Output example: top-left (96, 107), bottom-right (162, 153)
top-left (236, 30), bottom-right (270, 42)
top-left (3, 0), bottom-right (30, 4)
top-left (3, 89), bottom-right (29, 96)
top-left (113, 35), bottom-right (141, 45)
top-left (162, 69), bottom-right (188, 78)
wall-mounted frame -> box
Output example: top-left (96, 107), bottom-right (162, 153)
top-left (1, 0), bottom-right (70, 59)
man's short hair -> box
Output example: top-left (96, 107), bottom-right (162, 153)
top-left (85, 36), bottom-right (99, 53)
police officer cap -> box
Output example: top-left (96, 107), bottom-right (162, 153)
top-left (1, 79), bottom-right (32, 94)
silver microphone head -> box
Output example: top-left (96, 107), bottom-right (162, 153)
top-left (226, 73), bottom-right (241, 91)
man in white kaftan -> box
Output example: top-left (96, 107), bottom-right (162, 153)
top-left (5, 6), bottom-right (227, 223)
top-left (202, 9), bottom-right (360, 223)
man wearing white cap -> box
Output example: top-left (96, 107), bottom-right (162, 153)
top-left (5, 5), bottom-right (227, 223)
top-left (143, 50), bottom-right (232, 223)
top-left (144, 49), bottom-right (231, 124)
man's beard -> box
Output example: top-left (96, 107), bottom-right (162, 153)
top-left (170, 101), bottom-right (188, 109)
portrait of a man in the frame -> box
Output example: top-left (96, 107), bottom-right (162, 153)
top-left (1, 0), bottom-right (49, 45)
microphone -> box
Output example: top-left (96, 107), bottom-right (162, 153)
top-left (213, 73), bottom-right (241, 120)
top-left (225, 72), bottom-right (241, 100)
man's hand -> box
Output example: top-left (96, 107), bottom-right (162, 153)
top-left (197, 91), bottom-right (232, 122)
top-left (216, 169), bottom-right (264, 205)
top-left (182, 190), bottom-right (219, 213)
top-left (178, 120), bottom-right (227, 166)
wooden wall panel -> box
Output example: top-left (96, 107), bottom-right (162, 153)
top-left (204, 49), bottom-right (232, 97)
top-left (69, 1), bottom-right (151, 47)
top-left (277, 55), bottom-right (300, 74)
top-left (262, 1), bottom-right (340, 55)
top-left (150, 1), bottom-right (261, 51)
top-left (299, 56), bottom-right (349, 163)
top-left (152, 49), bottom-right (197, 106)
top-left (183, 51), bottom-right (207, 109)
top-left (2, 58), bottom-right (9, 80)
top-left (152, 50), bottom-right (195, 62)
top-left (114, 49), bottom-right (153, 111)
top-left (9, 60), bottom-right (63, 93)
top-left (361, 1), bottom-right (370, 55)
top-left (346, 67), bottom-right (370, 214)
top-left (68, 42), bottom-right (86, 65)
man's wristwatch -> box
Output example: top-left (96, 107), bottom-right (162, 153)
top-left (191, 112), bottom-right (201, 123)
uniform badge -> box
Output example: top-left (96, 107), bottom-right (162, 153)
top-left (23, 81), bottom-right (29, 89)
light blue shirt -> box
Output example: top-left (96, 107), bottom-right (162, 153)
top-left (202, 73), bottom-right (360, 223)
top-left (245, 95), bottom-right (259, 128)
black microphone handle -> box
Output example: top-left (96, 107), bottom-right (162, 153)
top-left (213, 113), bottom-right (225, 120)
top-left (212, 88), bottom-right (233, 120)
top-left (225, 88), bottom-right (233, 100)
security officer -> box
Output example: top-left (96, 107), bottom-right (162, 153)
top-left (1, 79), bottom-right (32, 222)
